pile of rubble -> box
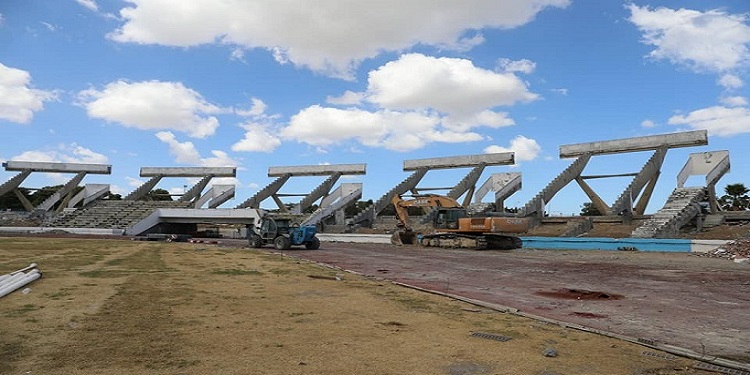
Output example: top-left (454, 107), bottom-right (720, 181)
top-left (696, 238), bottom-right (750, 264)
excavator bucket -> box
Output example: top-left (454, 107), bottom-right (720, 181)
top-left (390, 229), bottom-right (417, 246)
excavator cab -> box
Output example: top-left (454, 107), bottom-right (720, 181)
top-left (434, 208), bottom-right (465, 230)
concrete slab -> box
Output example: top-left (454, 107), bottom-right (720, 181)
top-left (3, 161), bottom-right (111, 174)
top-left (403, 153), bottom-right (514, 170)
top-left (559, 130), bottom-right (708, 158)
top-left (268, 164), bottom-right (366, 177)
top-left (140, 167), bottom-right (236, 177)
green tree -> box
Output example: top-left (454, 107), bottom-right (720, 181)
top-left (719, 183), bottom-right (749, 211)
top-left (580, 202), bottom-right (602, 216)
top-left (0, 188), bottom-right (32, 210)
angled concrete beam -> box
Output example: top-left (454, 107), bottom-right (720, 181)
top-left (404, 153), bottom-right (514, 171)
top-left (268, 164), bottom-right (366, 177)
top-left (140, 167), bottom-right (236, 177)
top-left (3, 161), bottom-right (111, 174)
top-left (475, 173), bottom-right (522, 206)
top-left (0, 170), bottom-right (32, 197)
top-left (36, 172), bottom-right (87, 211)
top-left (559, 130), bottom-right (707, 158)
top-left (67, 184), bottom-right (110, 208)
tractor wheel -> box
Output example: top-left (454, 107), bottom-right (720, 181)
top-left (274, 236), bottom-right (291, 250)
top-left (305, 237), bottom-right (321, 250)
top-left (249, 234), bottom-right (263, 248)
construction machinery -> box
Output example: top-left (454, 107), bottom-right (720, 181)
top-left (248, 212), bottom-right (320, 250)
top-left (391, 194), bottom-right (527, 250)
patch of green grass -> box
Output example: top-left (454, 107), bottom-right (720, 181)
top-left (211, 269), bottom-right (263, 276)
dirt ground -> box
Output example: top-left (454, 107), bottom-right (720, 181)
top-left (0, 237), bottom-right (737, 375)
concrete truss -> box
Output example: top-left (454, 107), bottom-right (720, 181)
top-left (521, 130), bottom-right (709, 220)
top-left (235, 164), bottom-right (366, 221)
top-left (125, 167), bottom-right (236, 206)
top-left (352, 153), bottom-right (515, 227)
top-left (0, 161), bottom-right (112, 212)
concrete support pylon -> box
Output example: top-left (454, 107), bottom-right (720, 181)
top-left (36, 172), bottom-right (87, 211)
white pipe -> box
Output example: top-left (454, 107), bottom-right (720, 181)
top-left (0, 264), bottom-right (39, 287)
top-left (10, 263), bottom-right (37, 275)
top-left (0, 272), bottom-right (27, 289)
top-left (0, 269), bottom-right (42, 299)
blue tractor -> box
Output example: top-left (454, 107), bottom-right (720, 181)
top-left (248, 215), bottom-right (320, 250)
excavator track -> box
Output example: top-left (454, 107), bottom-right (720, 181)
top-left (419, 233), bottom-right (521, 250)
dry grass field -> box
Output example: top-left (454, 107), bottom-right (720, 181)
top-left (0, 237), bottom-right (721, 375)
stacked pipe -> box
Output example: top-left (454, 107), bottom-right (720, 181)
top-left (0, 263), bottom-right (42, 299)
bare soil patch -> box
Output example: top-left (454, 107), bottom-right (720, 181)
top-left (0, 237), bottom-right (730, 375)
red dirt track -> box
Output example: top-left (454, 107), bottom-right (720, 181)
top-left (274, 242), bottom-right (750, 364)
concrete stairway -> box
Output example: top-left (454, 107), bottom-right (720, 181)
top-left (631, 187), bottom-right (706, 238)
top-left (520, 154), bottom-right (591, 217)
top-left (610, 148), bottom-right (666, 215)
top-left (47, 200), bottom-right (192, 229)
top-left (235, 174), bottom-right (291, 209)
top-left (351, 168), bottom-right (428, 227)
top-left (302, 185), bottom-right (362, 226)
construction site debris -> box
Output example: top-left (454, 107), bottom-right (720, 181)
top-left (695, 238), bottom-right (750, 262)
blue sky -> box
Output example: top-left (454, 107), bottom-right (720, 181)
top-left (1, 0), bottom-right (749, 215)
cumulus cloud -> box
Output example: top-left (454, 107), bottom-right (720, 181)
top-left (483, 135), bottom-right (541, 162)
top-left (235, 98), bottom-right (268, 117)
top-left (0, 63), bottom-right (57, 124)
top-left (231, 124), bottom-right (282, 153)
top-left (497, 58), bottom-right (536, 74)
top-left (280, 53), bottom-right (534, 151)
top-left (231, 98), bottom-right (282, 153)
top-left (668, 106), bottom-right (750, 136)
top-left (282, 105), bottom-right (482, 152)
top-left (720, 96), bottom-right (748, 107)
top-left (641, 119), bottom-right (657, 128)
top-left (155, 131), bottom-right (239, 168)
top-left (627, 5), bottom-right (750, 73)
top-left (12, 144), bottom-right (108, 165)
top-left (326, 90), bottom-right (364, 106)
top-left (108, 0), bottom-right (569, 78)
top-left (367, 54), bottom-right (538, 115)
top-left (78, 80), bottom-right (223, 138)
top-left (718, 74), bottom-right (744, 89)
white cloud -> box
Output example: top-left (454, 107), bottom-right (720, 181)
top-left (483, 135), bottom-right (541, 162)
top-left (720, 96), bottom-right (748, 107)
top-left (125, 176), bottom-right (144, 188)
top-left (550, 88), bottom-right (568, 96)
top-left (108, 0), bottom-right (569, 78)
top-left (235, 98), bottom-right (267, 117)
top-left (668, 106), bottom-right (750, 136)
top-left (12, 144), bottom-right (108, 165)
top-left (0, 63), bottom-right (57, 124)
top-left (231, 123), bottom-right (282, 153)
top-left (79, 80), bottom-right (222, 138)
top-left (282, 105), bottom-right (485, 152)
top-left (628, 5), bottom-right (750, 73)
top-left (497, 58), bottom-right (536, 74)
top-left (641, 119), bottom-right (657, 128)
top-left (326, 90), bottom-right (364, 106)
top-left (155, 131), bottom-right (240, 169)
top-left (366, 54), bottom-right (539, 115)
top-left (280, 53), bottom-right (537, 151)
top-left (154, 131), bottom-right (201, 164)
top-left (75, 0), bottom-right (99, 12)
top-left (718, 74), bottom-right (744, 89)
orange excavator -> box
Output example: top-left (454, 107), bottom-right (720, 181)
top-left (390, 194), bottom-right (527, 250)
